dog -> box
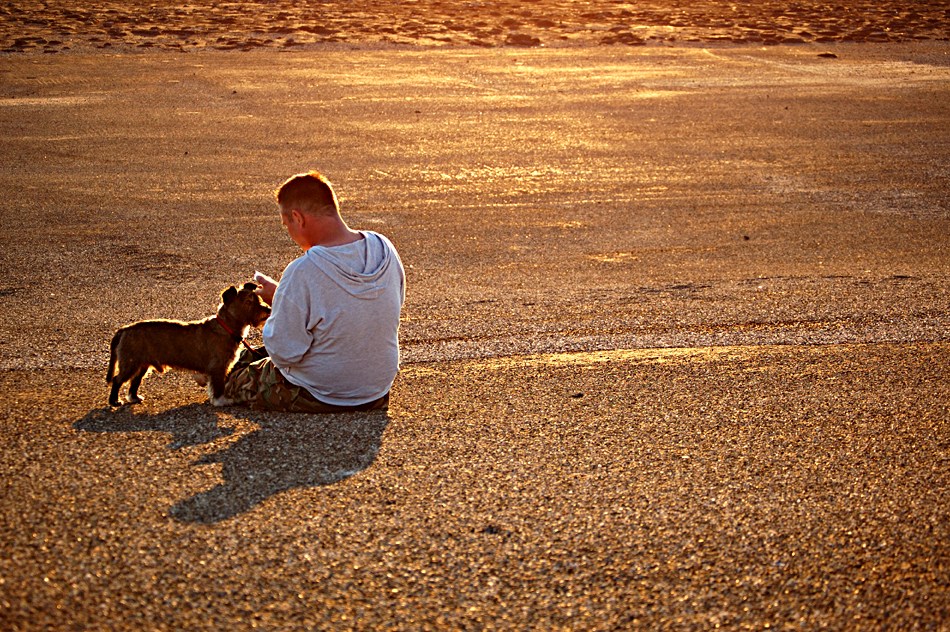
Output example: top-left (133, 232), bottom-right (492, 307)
top-left (106, 283), bottom-right (270, 407)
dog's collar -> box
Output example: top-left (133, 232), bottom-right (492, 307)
top-left (215, 316), bottom-right (257, 354)
top-left (215, 315), bottom-right (242, 341)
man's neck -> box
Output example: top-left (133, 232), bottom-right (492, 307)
top-left (315, 229), bottom-right (363, 248)
top-left (302, 216), bottom-right (362, 249)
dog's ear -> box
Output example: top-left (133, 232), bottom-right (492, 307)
top-left (221, 286), bottom-right (238, 303)
top-left (242, 282), bottom-right (257, 292)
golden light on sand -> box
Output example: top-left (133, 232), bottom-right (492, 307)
top-left (3, 1), bottom-right (949, 629)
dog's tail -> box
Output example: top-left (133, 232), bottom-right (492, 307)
top-left (106, 330), bottom-right (122, 383)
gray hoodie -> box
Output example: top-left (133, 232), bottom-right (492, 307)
top-left (262, 231), bottom-right (405, 406)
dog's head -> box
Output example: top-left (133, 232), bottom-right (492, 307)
top-left (220, 282), bottom-right (271, 328)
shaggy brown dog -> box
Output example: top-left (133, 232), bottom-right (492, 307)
top-left (107, 283), bottom-right (271, 407)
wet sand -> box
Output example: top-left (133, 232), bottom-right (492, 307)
top-left (2, 0), bottom-right (949, 53)
top-left (1, 4), bottom-right (949, 630)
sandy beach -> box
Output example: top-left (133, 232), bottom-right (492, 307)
top-left (2, 0), bottom-right (950, 53)
top-left (1, 1), bottom-right (949, 629)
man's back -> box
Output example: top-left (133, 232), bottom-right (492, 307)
top-left (263, 231), bottom-right (405, 406)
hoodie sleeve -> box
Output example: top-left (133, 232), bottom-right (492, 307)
top-left (375, 232), bottom-right (407, 307)
top-left (261, 265), bottom-right (315, 367)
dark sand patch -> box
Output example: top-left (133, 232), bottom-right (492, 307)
top-left (2, 0), bottom-right (949, 54)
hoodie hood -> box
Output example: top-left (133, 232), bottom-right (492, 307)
top-left (305, 231), bottom-right (398, 299)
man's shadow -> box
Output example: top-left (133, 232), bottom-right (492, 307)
top-left (75, 405), bottom-right (389, 524)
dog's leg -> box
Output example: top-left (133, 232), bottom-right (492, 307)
top-left (106, 331), bottom-right (121, 384)
top-left (126, 367), bottom-right (150, 405)
top-left (208, 370), bottom-right (234, 407)
top-left (108, 379), bottom-right (124, 407)
top-left (107, 332), bottom-right (126, 406)
top-left (110, 362), bottom-right (142, 407)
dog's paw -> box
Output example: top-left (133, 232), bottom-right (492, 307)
top-left (109, 396), bottom-right (141, 408)
top-left (211, 395), bottom-right (235, 407)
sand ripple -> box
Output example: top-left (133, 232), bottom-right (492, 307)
top-left (2, 0), bottom-right (949, 53)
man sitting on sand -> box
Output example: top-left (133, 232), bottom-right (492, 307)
top-left (222, 171), bottom-right (405, 413)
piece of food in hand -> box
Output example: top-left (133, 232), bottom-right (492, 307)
top-left (253, 271), bottom-right (276, 286)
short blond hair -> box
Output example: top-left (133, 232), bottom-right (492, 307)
top-left (275, 171), bottom-right (340, 216)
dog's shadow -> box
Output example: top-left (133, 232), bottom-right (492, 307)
top-left (75, 405), bottom-right (389, 524)
top-left (76, 404), bottom-right (235, 449)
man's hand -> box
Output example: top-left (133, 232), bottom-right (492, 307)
top-left (253, 271), bottom-right (278, 306)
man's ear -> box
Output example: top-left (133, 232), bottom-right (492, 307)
top-left (222, 286), bottom-right (238, 303)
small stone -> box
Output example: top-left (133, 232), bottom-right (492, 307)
top-left (505, 33), bottom-right (541, 47)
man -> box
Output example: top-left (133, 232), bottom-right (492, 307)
top-left (222, 171), bottom-right (405, 412)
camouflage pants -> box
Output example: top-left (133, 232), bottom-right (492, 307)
top-left (223, 347), bottom-right (389, 414)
